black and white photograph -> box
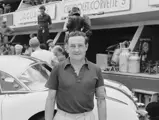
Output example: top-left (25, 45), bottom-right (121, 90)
top-left (0, 0), bottom-right (159, 120)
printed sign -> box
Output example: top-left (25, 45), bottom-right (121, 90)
top-left (63, 0), bottom-right (130, 16)
top-left (13, 3), bottom-right (56, 26)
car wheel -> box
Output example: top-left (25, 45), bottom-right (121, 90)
top-left (35, 110), bottom-right (57, 120)
top-left (36, 115), bottom-right (44, 120)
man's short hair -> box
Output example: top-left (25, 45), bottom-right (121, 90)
top-left (52, 45), bottom-right (64, 54)
top-left (39, 5), bottom-right (45, 10)
top-left (29, 37), bottom-right (40, 48)
top-left (40, 43), bottom-right (47, 50)
top-left (65, 31), bottom-right (89, 44)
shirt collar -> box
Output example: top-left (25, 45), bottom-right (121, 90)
top-left (63, 58), bottom-right (90, 70)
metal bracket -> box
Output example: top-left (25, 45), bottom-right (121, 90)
top-left (129, 25), bottom-right (144, 51)
top-left (53, 32), bottom-right (62, 45)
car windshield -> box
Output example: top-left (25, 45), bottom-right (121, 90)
top-left (18, 63), bottom-right (51, 91)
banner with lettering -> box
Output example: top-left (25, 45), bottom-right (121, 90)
top-left (63, 0), bottom-right (130, 16)
top-left (13, 3), bottom-right (56, 26)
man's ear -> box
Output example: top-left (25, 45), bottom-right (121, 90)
top-left (64, 44), bottom-right (68, 53)
top-left (85, 43), bottom-right (89, 51)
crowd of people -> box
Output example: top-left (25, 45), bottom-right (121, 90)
top-left (0, 3), bottom-right (11, 15)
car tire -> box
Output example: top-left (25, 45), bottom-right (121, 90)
top-left (35, 110), bottom-right (57, 120)
top-left (36, 115), bottom-right (44, 120)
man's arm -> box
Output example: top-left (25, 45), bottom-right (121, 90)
top-left (82, 15), bottom-right (92, 36)
top-left (45, 89), bottom-right (56, 120)
top-left (3, 27), bottom-right (14, 36)
top-left (95, 86), bottom-right (107, 120)
top-left (66, 16), bottom-right (73, 31)
top-left (45, 64), bottom-right (59, 120)
top-left (8, 27), bottom-right (14, 34)
top-left (95, 67), bottom-right (107, 120)
top-left (48, 15), bottom-right (52, 29)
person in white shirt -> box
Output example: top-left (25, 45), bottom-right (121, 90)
top-left (15, 44), bottom-right (23, 55)
top-left (29, 37), bottom-right (58, 67)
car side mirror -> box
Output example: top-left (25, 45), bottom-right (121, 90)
top-left (4, 77), bottom-right (14, 83)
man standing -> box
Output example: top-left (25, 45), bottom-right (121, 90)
top-left (45, 31), bottom-right (107, 120)
top-left (65, 7), bottom-right (92, 38)
top-left (0, 18), bottom-right (14, 42)
top-left (29, 37), bottom-right (58, 67)
top-left (37, 5), bottom-right (52, 44)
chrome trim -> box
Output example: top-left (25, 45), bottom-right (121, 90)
top-left (106, 96), bottom-right (128, 105)
top-left (105, 84), bottom-right (138, 108)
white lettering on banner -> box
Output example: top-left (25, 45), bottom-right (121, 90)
top-left (63, 0), bottom-right (130, 16)
top-left (14, 4), bottom-right (56, 26)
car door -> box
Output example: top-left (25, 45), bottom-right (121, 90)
top-left (0, 92), bottom-right (6, 120)
top-left (0, 71), bottom-right (29, 120)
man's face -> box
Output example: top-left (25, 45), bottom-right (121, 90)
top-left (66, 36), bottom-right (88, 61)
top-left (40, 9), bottom-right (45, 15)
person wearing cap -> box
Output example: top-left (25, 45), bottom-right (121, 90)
top-left (37, 5), bottom-right (52, 44)
top-left (15, 44), bottom-right (23, 55)
top-left (65, 7), bottom-right (92, 38)
top-left (29, 37), bottom-right (58, 67)
top-left (47, 39), bottom-right (54, 52)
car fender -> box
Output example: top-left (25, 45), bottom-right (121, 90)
top-left (93, 97), bottom-right (139, 120)
top-left (2, 91), bottom-right (48, 120)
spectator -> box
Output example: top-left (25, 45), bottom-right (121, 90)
top-left (15, 44), bottom-right (23, 55)
top-left (0, 7), bottom-right (3, 14)
top-left (23, 45), bottom-right (32, 56)
top-left (0, 19), bottom-right (14, 38)
top-left (4, 4), bottom-right (11, 14)
top-left (52, 45), bottom-right (66, 62)
top-left (37, 5), bottom-right (52, 44)
top-left (65, 7), bottom-right (92, 38)
top-left (29, 33), bottom-right (37, 39)
top-left (46, 39), bottom-right (54, 52)
top-left (29, 37), bottom-right (58, 67)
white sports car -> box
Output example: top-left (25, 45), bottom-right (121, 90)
top-left (0, 56), bottom-right (139, 120)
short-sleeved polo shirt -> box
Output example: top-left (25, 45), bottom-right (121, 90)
top-left (45, 58), bottom-right (104, 114)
